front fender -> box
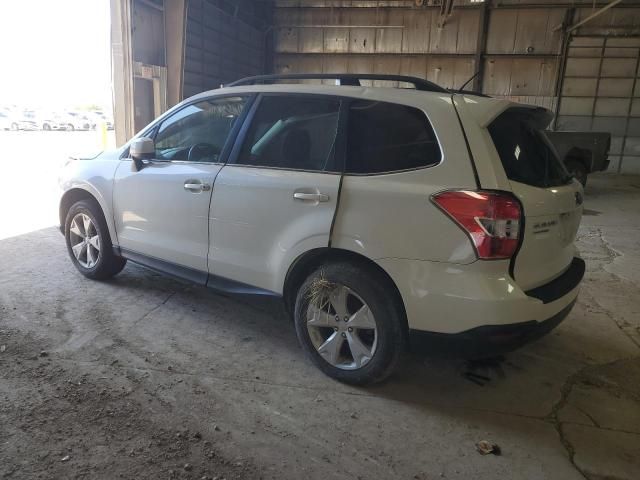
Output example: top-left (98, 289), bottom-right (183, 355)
top-left (59, 157), bottom-right (121, 245)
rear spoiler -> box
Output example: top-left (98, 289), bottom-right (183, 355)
top-left (509, 106), bottom-right (554, 130)
top-left (455, 94), bottom-right (553, 129)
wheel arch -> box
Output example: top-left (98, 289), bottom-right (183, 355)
top-left (283, 248), bottom-right (408, 330)
top-left (564, 147), bottom-right (592, 171)
top-left (59, 188), bottom-right (115, 243)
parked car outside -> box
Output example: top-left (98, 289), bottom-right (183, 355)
top-left (545, 131), bottom-right (611, 186)
top-left (7, 110), bottom-right (38, 131)
top-left (62, 112), bottom-right (95, 131)
top-left (57, 74), bottom-right (585, 385)
top-left (38, 112), bottom-right (68, 131)
top-left (88, 111), bottom-right (114, 130)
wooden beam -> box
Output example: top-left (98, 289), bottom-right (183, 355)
top-left (568, 0), bottom-right (624, 33)
top-left (165, 0), bottom-right (187, 106)
top-left (552, 8), bottom-right (576, 131)
top-left (110, 0), bottom-right (135, 145)
top-left (472, 0), bottom-right (489, 92)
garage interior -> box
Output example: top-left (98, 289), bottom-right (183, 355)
top-left (1, 1), bottom-right (639, 479)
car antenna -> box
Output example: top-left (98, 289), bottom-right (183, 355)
top-left (458, 71), bottom-right (480, 92)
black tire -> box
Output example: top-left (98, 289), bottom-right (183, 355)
top-left (294, 262), bottom-right (407, 385)
top-left (67, 124), bottom-right (75, 131)
top-left (566, 160), bottom-right (588, 187)
top-left (10, 122), bottom-right (18, 131)
top-left (43, 123), bottom-right (51, 131)
top-left (64, 199), bottom-right (126, 280)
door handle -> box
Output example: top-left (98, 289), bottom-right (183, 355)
top-left (293, 192), bottom-right (330, 202)
top-left (184, 181), bottom-right (211, 193)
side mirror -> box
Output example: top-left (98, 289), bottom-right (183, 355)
top-left (129, 137), bottom-right (154, 171)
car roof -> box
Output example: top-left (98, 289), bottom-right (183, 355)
top-left (187, 83), bottom-right (453, 107)
top-left (189, 83), bottom-right (529, 120)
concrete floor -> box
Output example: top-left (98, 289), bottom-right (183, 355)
top-left (1, 172), bottom-right (639, 480)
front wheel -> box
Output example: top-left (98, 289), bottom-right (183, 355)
top-left (294, 262), bottom-right (406, 385)
top-left (65, 199), bottom-right (126, 280)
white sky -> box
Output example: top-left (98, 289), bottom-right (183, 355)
top-left (0, 0), bottom-right (111, 110)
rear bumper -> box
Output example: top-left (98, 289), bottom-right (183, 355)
top-left (410, 299), bottom-right (576, 357)
top-left (377, 256), bottom-right (584, 334)
top-left (462, 299), bottom-right (575, 344)
top-left (525, 257), bottom-right (585, 304)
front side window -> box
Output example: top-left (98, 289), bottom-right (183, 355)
top-left (346, 100), bottom-right (441, 174)
top-left (235, 95), bottom-right (341, 171)
top-left (154, 96), bottom-right (248, 162)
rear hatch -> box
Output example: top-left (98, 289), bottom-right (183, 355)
top-left (488, 107), bottom-right (583, 291)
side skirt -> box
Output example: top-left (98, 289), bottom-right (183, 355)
top-left (116, 246), bottom-right (207, 284)
top-left (114, 246), bottom-right (280, 297)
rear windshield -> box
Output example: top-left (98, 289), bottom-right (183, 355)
top-left (489, 110), bottom-right (571, 188)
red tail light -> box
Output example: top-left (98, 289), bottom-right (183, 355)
top-left (432, 190), bottom-right (521, 260)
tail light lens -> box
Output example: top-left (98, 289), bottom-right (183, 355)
top-left (432, 190), bottom-right (521, 260)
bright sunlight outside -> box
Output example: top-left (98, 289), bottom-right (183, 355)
top-left (0, 0), bottom-right (114, 240)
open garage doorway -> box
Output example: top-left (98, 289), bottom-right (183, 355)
top-left (0, 0), bottom-right (114, 240)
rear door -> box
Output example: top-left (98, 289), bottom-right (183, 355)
top-left (208, 93), bottom-right (343, 293)
top-left (488, 108), bottom-right (583, 290)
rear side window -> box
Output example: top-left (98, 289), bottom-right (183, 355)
top-left (235, 95), bottom-right (340, 172)
top-left (489, 110), bottom-right (570, 188)
top-left (346, 100), bottom-right (441, 174)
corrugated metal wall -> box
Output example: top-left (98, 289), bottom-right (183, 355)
top-left (556, 6), bottom-right (640, 174)
top-left (271, 0), bottom-right (640, 174)
top-left (183, 0), bottom-right (269, 98)
top-left (557, 36), bottom-right (640, 174)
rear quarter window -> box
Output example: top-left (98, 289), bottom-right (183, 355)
top-left (346, 100), bottom-right (441, 174)
top-left (489, 109), bottom-right (570, 188)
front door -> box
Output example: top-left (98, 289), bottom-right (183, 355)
top-left (113, 95), bottom-right (251, 275)
top-left (209, 94), bottom-right (344, 293)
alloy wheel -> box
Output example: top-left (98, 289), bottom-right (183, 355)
top-left (306, 284), bottom-right (378, 370)
top-left (69, 213), bottom-right (101, 268)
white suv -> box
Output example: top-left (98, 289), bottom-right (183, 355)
top-left (59, 74), bottom-right (585, 385)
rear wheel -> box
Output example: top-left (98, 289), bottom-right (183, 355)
top-left (43, 123), bottom-right (51, 131)
top-left (67, 124), bottom-right (75, 131)
top-left (566, 159), bottom-right (588, 187)
top-left (65, 199), bottom-right (126, 280)
top-left (10, 122), bottom-right (18, 131)
top-left (294, 262), bottom-right (406, 385)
